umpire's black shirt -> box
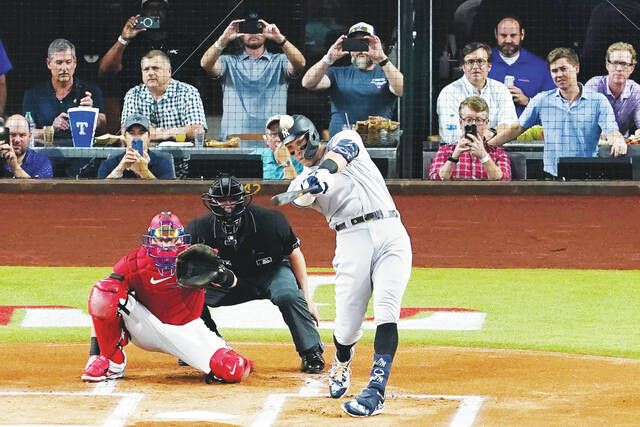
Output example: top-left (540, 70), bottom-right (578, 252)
top-left (186, 205), bottom-right (300, 278)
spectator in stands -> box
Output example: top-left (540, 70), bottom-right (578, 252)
top-left (23, 39), bottom-right (106, 139)
top-left (585, 42), bottom-right (640, 138)
top-left (258, 114), bottom-right (303, 180)
top-left (437, 42), bottom-right (517, 144)
top-left (488, 16), bottom-right (555, 117)
top-left (302, 22), bottom-right (403, 137)
top-left (121, 49), bottom-right (206, 142)
top-left (490, 47), bottom-right (627, 178)
top-left (200, 13), bottom-right (306, 139)
top-left (1, 114), bottom-right (52, 179)
top-left (429, 96), bottom-right (510, 180)
top-left (0, 39), bottom-right (12, 117)
top-left (98, 114), bottom-right (174, 179)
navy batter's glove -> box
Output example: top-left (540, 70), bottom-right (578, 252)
top-left (176, 244), bottom-right (236, 289)
top-left (303, 168), bottom-right (333, 194)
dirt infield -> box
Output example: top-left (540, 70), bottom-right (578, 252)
top-left (2, 191), bottom-right (640, 425)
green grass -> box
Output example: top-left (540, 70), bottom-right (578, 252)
top-left (1, 266), bottom-right (639, 359)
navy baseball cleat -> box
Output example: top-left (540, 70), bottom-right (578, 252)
top-left (329, 352), bottom-right (352, 398)
top-left (342, 387), bottom-right (385, 417)
top-left (301, 351), bottom-right (325, 374)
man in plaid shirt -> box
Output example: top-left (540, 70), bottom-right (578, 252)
top-left (121, 49), bottom-right (207, 142)
top-left (428, 96), bottom-right (511, 180)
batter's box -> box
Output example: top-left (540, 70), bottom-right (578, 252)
top-left (251, 393), bottom-right (484, 427)
top-left (0, 391), bottom-right (143, 427)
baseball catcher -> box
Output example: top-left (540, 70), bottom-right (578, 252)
top-left (82, 211), bottom-right (252, 384)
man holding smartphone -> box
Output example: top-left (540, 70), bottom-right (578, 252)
top-left (200, 12), bottom-right (306, 139)
top-left (428, 96), bottom-right (511, 180)
top-left (98, 114), bottom-right (175, 179)
top-left (302, 22), bottom-right (404, 137)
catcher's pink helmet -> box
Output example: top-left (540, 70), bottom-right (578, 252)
top-left (142, 211), bottom-right (191, 276)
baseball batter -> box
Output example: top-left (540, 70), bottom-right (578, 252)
top-left (283, 115), bottom-right (412, 417)
top-left (82, 212), bottom-right (252, 384)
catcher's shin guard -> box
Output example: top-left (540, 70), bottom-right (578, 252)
top-left (88, 277), bottom-right (129, 361)
top-left (208, 348), bottom-right (253, 383)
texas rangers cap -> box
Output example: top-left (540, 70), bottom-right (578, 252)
top-left (123, 114), bottom-right (150, 132)
top-left (348, 22), bottom-right (375, 37)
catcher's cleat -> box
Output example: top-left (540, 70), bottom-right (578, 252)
top-left (329, 350), bottom-right (353, 398)
top-left (81, 353), bottom-right (126, 382)
top-left (301, 351), bottom-right (325, 374)
top-left (342, 387), bottom-right (385, 417)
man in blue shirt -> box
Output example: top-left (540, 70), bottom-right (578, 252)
top-left (256, 114), bottom-right (304, 180)
top-left (490, 47), bottom-right (627, 177)
top-left (302, 22), bottom-right (403, 137)
top-left (200, 14), bottom-right (306, 139)
top-left (22, 39), bottom-right (106, 141)
top-left (1, 115), bottom-right (52, 179)
top-left (98, 114), bottom-right (175, 179)
top-left (488, 16), bottom-right (555, 117)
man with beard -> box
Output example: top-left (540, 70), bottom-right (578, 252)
top-left (200, 13), bottom-right (306, 139)
top-left (1, 114), bottom-right (52, 178)
top-left (22, 39), bottom-right (106, 139)
top-left (488, 16), bottom-right (555, 117)
top-left (302, 22), bottom-right (404, 137)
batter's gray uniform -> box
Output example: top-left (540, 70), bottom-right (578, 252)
top-left (287, 129), bottom-right (412, 345)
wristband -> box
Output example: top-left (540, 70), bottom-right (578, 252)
top-left (446, 155), bottom-right (459, 164)
top-left (277, 37), bottom-right (287, 47)
top-left (378, 58), bottom-right (389, 67)
top-left (480, 153), bottom-right (491, 164)
top-left (117, 36), bottom-right (130, 46)
top-left (321, 54), bottom-right (334, 65)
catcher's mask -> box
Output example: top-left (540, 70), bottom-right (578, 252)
top-left (280, 114), bottom-right (320, 160)
top-left (202, 175), bottom-right (255, 243)
top-left (142, 211), bottom-right (191, 276)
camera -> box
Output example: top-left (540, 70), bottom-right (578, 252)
top-left (341, 38), bottom-right (369, 52)
top-left (239, 18), bottom-right (262, 34)
top-left (134, 16), bottom-right (161, 29)
top-left (464, 124), bottom-right (477, 139)
top-left (0, 118), bottom-right (7, 145)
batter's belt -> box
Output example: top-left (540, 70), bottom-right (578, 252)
top-left (334, 209), bottom-right (399, 231)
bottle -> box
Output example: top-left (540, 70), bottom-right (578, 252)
top-left (25, 112), bottom-right (35, 147)
top-left (443, 113), bottom-right (458, 144)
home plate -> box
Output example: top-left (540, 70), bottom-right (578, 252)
top-left (155, 410), bottom-right (237, 421)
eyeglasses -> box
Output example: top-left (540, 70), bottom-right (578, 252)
top-left (149, 101), bottom-right (159, 127)
top-left (463, 58), bottom-right (488, 68)
top-left (460, 117), bottom-right (489, 125)
top-left (607, 60), bottom-right (634, 69)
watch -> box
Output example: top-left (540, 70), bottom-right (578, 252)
top-left (447, 155), bottom-right (459, 164)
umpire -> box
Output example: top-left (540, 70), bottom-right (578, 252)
top-left (186, 174), bottom-right (325, 373)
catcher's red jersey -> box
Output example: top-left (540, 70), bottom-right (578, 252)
top-left (113, 247), bottom-right (204, 325)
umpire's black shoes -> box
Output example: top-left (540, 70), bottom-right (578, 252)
top-left (301, 351), bottom-right (325, 374)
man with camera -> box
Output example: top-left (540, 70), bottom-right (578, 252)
top-left (302, 22), bottom-right (403, 137)
top-left (22, 39), bottom-right (106, 140)
top-left (428, 96), bottom-right (511, 180)
top-left (97, 114), bottom-right (175, 179)
top-left (1, 115), bottom-right (52, 179)
top-left (200, 13), bottom-right (306, 140)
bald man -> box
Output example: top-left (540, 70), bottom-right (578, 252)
top-left (1, 115), bottom-right (52, 178)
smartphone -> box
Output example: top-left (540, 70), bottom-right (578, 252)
top-left (131, 139), bottom-right (144, 156)
top-left (239, 18), bottom-right (262, 34)
top-left (134, 16), bottom-right (160, 29)
top-left (341, 38), bottom-right (369, 52)
top-left (464, 124), bottom-right (477, 139)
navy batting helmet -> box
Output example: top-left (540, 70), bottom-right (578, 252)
top-left (279, 114), bottom-right (321, 160)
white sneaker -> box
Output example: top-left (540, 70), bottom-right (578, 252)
top-left (329, 349), bottom-right (353, 398)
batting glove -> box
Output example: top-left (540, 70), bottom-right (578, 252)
top-left (303, 168), bottom-right (333, 194)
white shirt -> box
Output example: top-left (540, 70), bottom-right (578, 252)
top-left (436, 75), bottom-right (517, 144)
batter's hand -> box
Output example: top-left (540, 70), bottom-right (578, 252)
top-left (303, 168), bottom-right (333, 194)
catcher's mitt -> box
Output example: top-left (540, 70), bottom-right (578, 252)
top-left (176, 244), bottom-right (236, 289)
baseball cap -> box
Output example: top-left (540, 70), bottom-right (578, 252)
top-left (123, 114), bottom-right (150, 132)
top-left (265, 115), bottom-right (281, 130)
top-left (348, 22), bottom-right (375, 37)
top-left (141, 0), bottom-right (168, 8)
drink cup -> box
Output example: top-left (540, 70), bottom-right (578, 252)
top-left (43, 126), bottom-right (54, 146)
top-left (504, 75), bottom-right (515, 87)
top-left (194, 128), bottom-right (205, 148)
top-left (68, 107), bottom-right (99, 147)
top-left (175, 130), bottom-right (186, 142)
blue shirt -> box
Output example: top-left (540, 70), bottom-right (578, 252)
top-left (519, 85), bottom-right (619, 176)
top-left (488, 48), bottom-right (555, 117)
top-left (22, 78), bottom-right (105, 136)
top-left (3, 148), bottom-right (53, 178)
top-left (218, 51), bottom-right (291, 139)
top-left (254, 146), bottom-right (304, 180)
top-left (326, 65), bottom-right (398, 136)
top-left (585, 75), bottom-right (640, 136)
top-left (0, 39), bottom-right (12, 75)
top-left (97, 150), bottom-right (175, 179)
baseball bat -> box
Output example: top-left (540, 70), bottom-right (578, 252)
top-left (270, 184), bottom-right (321, 206)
